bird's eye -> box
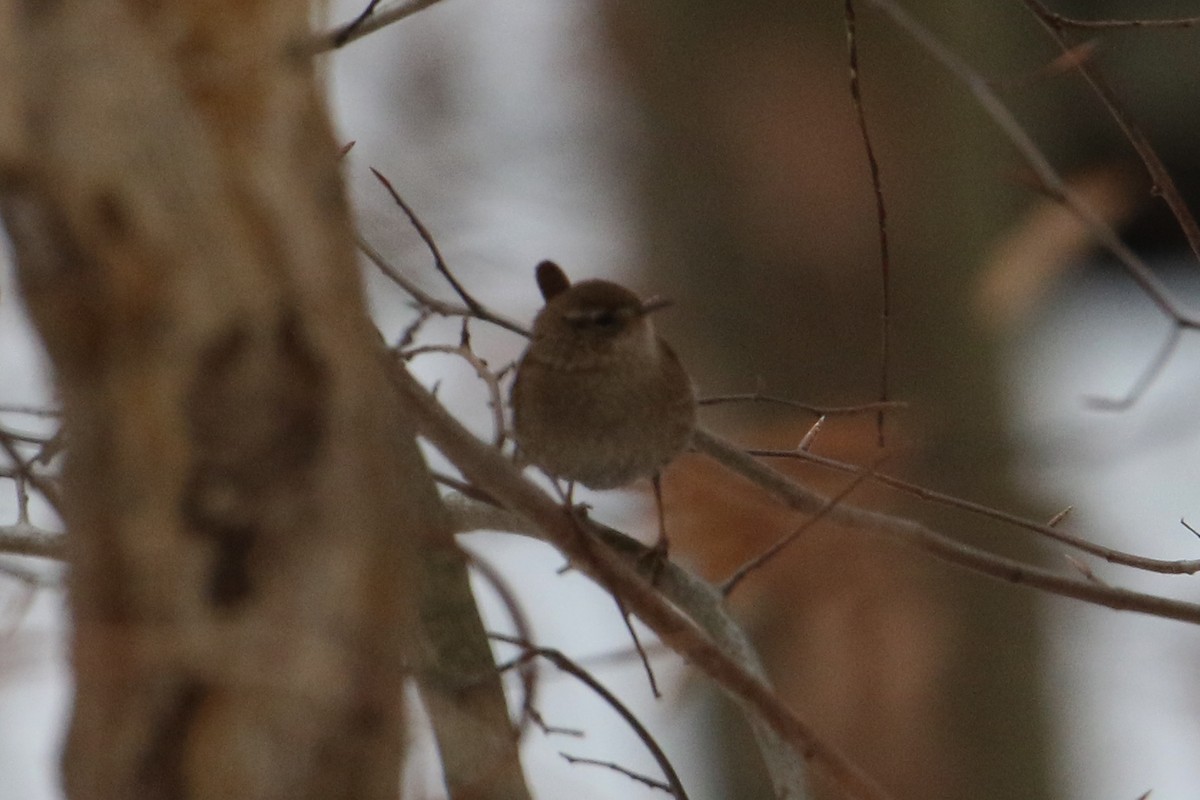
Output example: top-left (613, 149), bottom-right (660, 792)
top-left (590, 310), bottom-right (619, 328)
top-left (565, 308), bottom-right (622, 330)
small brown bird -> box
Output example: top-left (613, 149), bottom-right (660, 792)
top-left (511, 260), bottom-right (697, 559)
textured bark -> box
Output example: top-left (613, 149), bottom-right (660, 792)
top-left (415, 541), bottom-right (533, 800)
top-left (1, 2), bottom-right (426, 798)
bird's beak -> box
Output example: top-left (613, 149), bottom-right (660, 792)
top-left (639, 296), bottom-right (673, 316)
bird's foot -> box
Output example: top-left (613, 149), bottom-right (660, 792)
top-left (638, 536), bottom-right (671, 585)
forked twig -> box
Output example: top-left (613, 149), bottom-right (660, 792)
top-left (357, 234), bottom-right (528, 336)
top-left (863, 0), bottom-right (1200, 410)
top-left (305, 0), bottom-right (448, 55)
top-left (747, 444), bottom-right (1200, 575)
top-left (369, 168), bottom-right (483, 315)
top-left (691, 428), bottom-right (1200, 623)
top-left (559, 753), bottom-right (673, 794)
top-left (722, 457), bottom-right (881, 595)
top-left (1021, 0), bottom-right (1200, 267)
top-left (459, 547), bottom-right (541, 739)
top-left (1084, 322), bottom-right (1183, 411)
top-left (492, 634), bottom-right (690, 800)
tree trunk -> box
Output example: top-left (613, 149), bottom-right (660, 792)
top-left (0, 2), bottom-right (430, 797)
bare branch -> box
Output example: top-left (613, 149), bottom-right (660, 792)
top-left (863, 0), bottom-right (1200, 330)
top-left (1021, 0), bottom-right (1200, 269)
top-left (844, 0), bottom-right (894, 447)
top-left (493, 634), bottom-right (690, 800)
top-left (442, 491), bottom-right (812, 800)
top-left (698, 393), bottom-right (904, 416)
top-left (0, 522), bottom-right (62, 559)
top-left (1084, 322), bottom-right (1183, 411)
top-left (747, 445), bottom-right (1200, 575)
top-left (1032, 7), bottom-right (1200, 30)
top-left (612, 595), bottom-right (661, 698)
top-left (357, 233), bottom-right (529, 336)
top-left (0, 404), bottom-right (60, 418)
top-left (694, 429), bottom-right (1200, 624)
top-left (559, 753), bottom-right (674, 795)
top-left (398, 339), bottom-right (510, 447)
top-left (393, 364), bottom-right (890, 800)
top-left (304, 0), bottom-right (449, 56)
top-left (369, 168), bottom-right (485, 315)
top-left (460, 547), bottom-right (541, 741)
top-left (0, 428), bottom-right (60, 514)
top-left (721, 458), bottom-right (880, 596)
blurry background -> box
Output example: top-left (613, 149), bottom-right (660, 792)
top-left (5, 1), bottom-right (1200, 798)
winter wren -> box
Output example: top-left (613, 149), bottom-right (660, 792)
top-left (510, 261), bottom-right (696, 556)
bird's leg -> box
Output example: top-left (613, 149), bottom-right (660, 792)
top-left (554, 479), bottom-right (586, 576)
top-left (640, 472), bottom-right (670, 582)
top-left (564, 480), bottom-right (592, 520)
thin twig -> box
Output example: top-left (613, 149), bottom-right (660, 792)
top-left (1021, 0), bottom-right (1200, 270)
top-left (692, 428), bottom-right (1200, 623)
top-left (332, 0), bottom-right (384, 47)
top-left (527, 707), bottom-right (585, 738)
top-left (369, 167), bottom-right (485, 314)
top-left (559, 753), bottom-right (674, 795)
top-left (0, 522), bottom-right (63, 560)
top-left (0, 404), bottom-right (60, 417)
top-left (1084, 322), bottom-right (1182, 411)
top-left (797, 415), bottom-right (827, 451)
top-left (304, 0), bottom-right (448, 56)
top-left (492, 634), bottom-right (690, 800)
top-left (721, 457), bottom-right (880, 596)
top-left (399, 331), bottom-right (510, 447)
top-left (615, 597), bottom-right (661, 699)
top-left (746, 444), bottom-right (1200, 575)
top-left (1035, 8), bottom-right (1200, 30)
top-left (0, 426), bottom-right (56, 446)
top-left (0, 430), bottom-right (61, 514)
top-left (863, 0), bottom-right (1200, 330)
top-left (357, 233), bottom-right (529, 336)
top-left (460, 547), bottom-right (540, 739)
top-left (698, 393), bottom-right (904, 416)
top-left (844, 0), bottom-right (893, 448)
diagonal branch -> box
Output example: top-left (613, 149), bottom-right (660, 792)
top-left (1020, 0), bottom-right (1200, 267)
top-left (391, 362), bottom-right (894, 800)
top-left (863, 0), bottom-right (1200, 330)
top-left (303, 0), bottom-right (449, 56)
top-left (694, 429), bottom-right (1200, 624)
